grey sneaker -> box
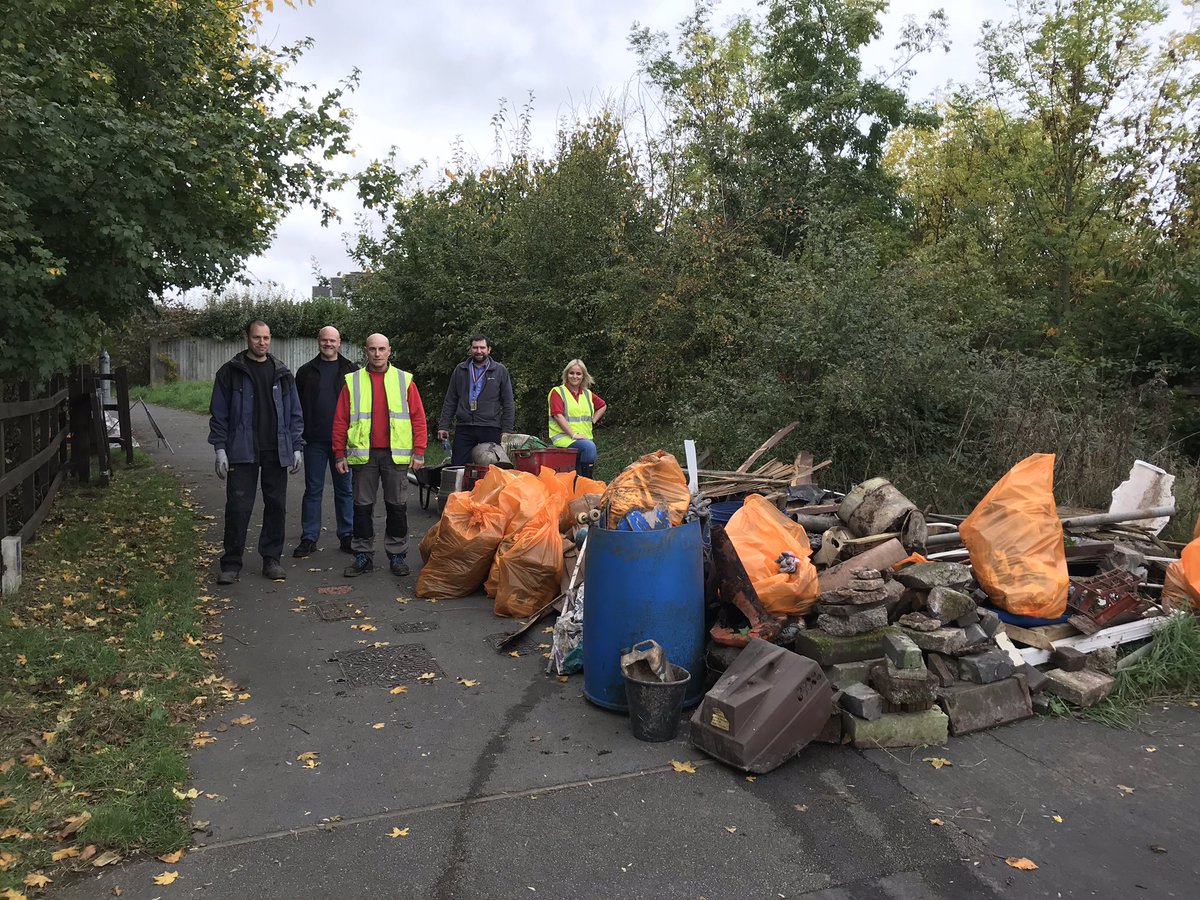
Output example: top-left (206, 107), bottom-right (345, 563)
top-left (216, 570), bottom-right (238, 585)
top-left (262, 558), bottom-right (286, 580)
top-left (344, 553), bottom-right (374, 577)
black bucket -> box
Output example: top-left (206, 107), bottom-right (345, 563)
top-left (623, 662), bottom-right (691, 742)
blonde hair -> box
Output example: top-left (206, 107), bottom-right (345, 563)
top-left (561, 359), bottom-right (594, 390)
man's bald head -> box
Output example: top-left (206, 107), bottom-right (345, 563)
top-left (317, 325), bottom-right (341, 360)
top-left (364, 333), bottom-right (391, 371)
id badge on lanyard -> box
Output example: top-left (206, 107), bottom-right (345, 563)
top-left (469, 361), bottom-right (489, 413)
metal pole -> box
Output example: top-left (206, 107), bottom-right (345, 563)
top-left (99, 350), bottom-right (112, 407)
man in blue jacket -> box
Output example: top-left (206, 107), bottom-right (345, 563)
top-left (208, 320), bottom-right (304, 584)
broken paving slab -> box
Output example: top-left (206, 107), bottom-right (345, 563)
top-left (839, 682), bottom-right (884, 721)
top-left (925, 586), bottom-right (977, 622)
top-left (901, 626), bottom-right (968, 655)
top-left (937, 677), bottom-right (1032, 736)
top-left (795, 626), bottom-right (900, 666)
top-left (1042, 668), bottom-right (1116, 707)
top-left (957, 649), bottom-right (1016, 685)
top-left (842, 707), bottom-right (949, 749)
top-left (882, 633), bottom-right (923, 669)
top-left (870, 660), bottom-right (937, 707)
top-left (816, 604), bottom-right (888, 636)
top-left (894, 562), bottom-right (973, 591)
top-left (822, 658), bottom-right (884, 689)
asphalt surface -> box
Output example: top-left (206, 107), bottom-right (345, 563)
top-left (58, 403), bottom-right (1200, 900)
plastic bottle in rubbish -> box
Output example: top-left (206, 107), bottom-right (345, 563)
top-left (441, 437), bottom-right (451, 456)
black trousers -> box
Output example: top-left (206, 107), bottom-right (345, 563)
top-left (451, 424), bottom-right (502, 466)
top-left (220, 450), bottom-right (287, 572)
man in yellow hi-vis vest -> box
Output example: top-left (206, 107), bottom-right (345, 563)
top-left (333, 334), bottom-right (427, 577)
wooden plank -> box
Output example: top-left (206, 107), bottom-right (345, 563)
top-left (1000, 624), bottom-right (1055, 650)
top-left (0, 388), bottom-right (70, 422)
top-left (115, 366), bottom-right (134, 464)
top-left (19, 469), bottom-right (65, 544)
top-left (18, 383), bottom-right (35, 519)
top-left (735, 421), bottom-right (800, 473)
top-left (1019, 615), bottom-right (1177, 665)
top-left (0, 432), bottom-right (65, 497)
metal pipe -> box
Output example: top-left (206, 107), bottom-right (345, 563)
top-left (1060, 506), bottom-right (1176, 529)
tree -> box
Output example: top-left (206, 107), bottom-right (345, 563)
top-left (0, 0), bottom-right (357, 381)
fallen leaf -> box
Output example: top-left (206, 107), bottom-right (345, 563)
top-left (23, 874), bottom-right (50, 888)
top-left (1117, 784), bottom-right (1135, 795)
top-left (172, 788), bottom-right (200, 800)
top-left (191, 820), bottom-right (210, 831)
top-left (744, 776), bottom-right (756, 783)
top-left (923, 757), bottom-right (953, 770)
top-left (389, 686), bottom-right (408, 694)
top-left (230, 715), bottom-right (256, 726)
top-left (152, 871), bottom-right (179, 885)
top-left (793, 804), bottom-right (808, 813)
top-left (458, 678), bottom-right (480, 687)
top-left (1052, 814), bottom-right (1063, 824)
top-left (157, 850), bottom-right (184, 864)
top-left (237, 692), bottom-right (251, 700)
top-left (0, 851), bottom-right (17, 871)
top-left (724, 825), bottom-right (736, 833)
top-left (929, 818), bottom-right (944, 826)
top-left (1149, 844), bottom-right (1168, 853)
top-left (508, 651), bottom-right (521, 658)
top-left (542, 627), bottom-right (554, 634)
top-left (417, 672), bottom-right (437, 681)
top-left (303, 759), bottom-right (320, 769)
top-left (78, 845), bottom-right (97, 862)
top-left (669, 760), bottom-right (697, 774)
top-left (16, 654), bottom-right (26, 666)
top-left (51, 848), bottom-right (78, 862)
top-left (91, 850), bottom-right (122, 867)
top-left (296, 751), bottom-right (319, 761)
top-left (58, 811), bottom-right (91, 839)
top-left (1145, 746), bottom-right (1157, 753)
top-left (190, 733), bottom-right (216, 748)
top-left (113, 887), bottom-right (122, 896)
top-left (372, 723), bottom-right (385, 730)
top-left (387, 826), bottom-right (410, 838)
top-left (0, 888), bottom-right (25, 900)
top-left (1004, 857), bottom-right (1038, 871)
top-left (0, 798), bottom-right (12, 809)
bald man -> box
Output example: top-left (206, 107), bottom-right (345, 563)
top-left (292, 326), bottom-right (360, 557)
top-left (333, 333), bottom-right (427, 577)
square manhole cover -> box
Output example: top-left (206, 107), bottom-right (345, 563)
top-left (337, 644), bottom-right (443, 687)
top-left (314, 600), bottom-right (365, 622)
top-left (393, 621), bottom-right (439, 634)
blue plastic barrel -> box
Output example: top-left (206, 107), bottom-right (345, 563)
top-left (709, 500), bottom-right (744, 526)
top-left (583, 521), bottom-right (705, 711)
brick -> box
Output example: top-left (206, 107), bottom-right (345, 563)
top-left (1017, 663), bottom-right (1049, 694)
top-left (1042, 668), bottom-right (1115, 708)
top-left (937, 677), bottom-right (1033, 735)
top-left (926, 586), bottom-right (977, 622)
top-left (927, 653), bottom-right (958, 687)
top-left (958, 649), bottom-right (1016, 685)
top-left (841, 708), bottom-right (949, 749)
top-left (839, 682), bottom-right (884, 721)
top-left (870, 660), bottom-right (937, 706)
top-left (902, 627), bottom-right (968, 655)
top-left (816, 604), bottom-right (888, 636)
top-left (882, 633), bottom-right (923, 669)
top-left (822, 659), bottom-right (884, 690)
top-left (961, 624), bottom-right (989, 647)
top-left (1050, 646), bottom-right (1088, 672)
top-left (794, 627), bottom-right (900, 666)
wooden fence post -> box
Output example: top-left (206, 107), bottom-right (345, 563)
top-left (114, 366), bottom-right (134, 464)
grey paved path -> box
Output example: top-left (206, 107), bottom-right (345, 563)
top-left (59, 404), bottom-right (1199, 899)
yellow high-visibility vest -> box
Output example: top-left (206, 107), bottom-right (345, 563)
top-left (548, 386), bottom-right (594, 448)
top-left (345, 367), bottom-right (413, 464)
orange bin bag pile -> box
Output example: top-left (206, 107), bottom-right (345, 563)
top-left (415, 492), bottom-right (506, 599)
top-left (959, 453), bottom-right (1069, 619)
top-left (1163, 538), bottom-right (1200, 613)
top-left (493, 504), bottom-right (565, 618)
top-left (598, 450), bottom-right (690, 529)
top-left (471, 466), bottom-right (521, 506)
top-left (484, 474), bottom-right (551, 598)
top-left (724, 494), bottom-right (820, 615)
top-left (418, 520), bottom-right (441, 563)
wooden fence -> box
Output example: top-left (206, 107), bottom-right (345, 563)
top-left (150, 337), bottom-right (364, 384)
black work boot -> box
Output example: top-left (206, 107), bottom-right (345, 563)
top-left (345, 553), bottom-right (374, 577)
top-left (262, 558), bottom-right (286, 580)
top-left (292, 539), bottom-right (317, 558)
top-left (389, 553), bottom-right (410, 577)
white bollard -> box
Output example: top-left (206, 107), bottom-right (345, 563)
top-left (1, 535), bottom-right (21, 596)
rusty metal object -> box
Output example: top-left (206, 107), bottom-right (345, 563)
top-left (839, 478), bottom-right (919, 537)
top-left (1068, 569), bottom-right (1143, 628)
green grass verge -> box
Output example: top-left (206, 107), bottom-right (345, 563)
top-left (0, 451), bottom-right (224, 891)
top-left (1050, 614), bottom-right (1200, 728)
top-left (134, 380), bottom-right (212, 416)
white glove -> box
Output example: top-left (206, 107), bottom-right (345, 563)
top-left (290, 450), bottom-right (303, 474)
top-left (215, 449), bottom-right (229, 480)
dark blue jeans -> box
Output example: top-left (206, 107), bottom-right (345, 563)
top-left (301, 441), bottom-right (353, 542)
top-left (221, 451), bottom-right (287, 572)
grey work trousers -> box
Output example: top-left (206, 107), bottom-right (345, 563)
top-left (350, 448), bottom-right (409, 557)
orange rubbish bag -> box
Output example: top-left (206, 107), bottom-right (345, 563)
top-left (1162, 538), bottom-right (1200, 612)
top-left (724, 494), bottom-right (820, 615)
top-left (418, 520), bottom-right (441, 563)
top-left (471, 466), bottom-right (521, 506)
top-left (495, 471), bottom-right (550, 538)
top-left (959, 453), bottom-right (1069, 618)
top-left (493, 505), bottom-right (565, 618)
top-left (416, 493), bottom-right (506, 599)
top-left (599, 450), bottom-right (690, 529)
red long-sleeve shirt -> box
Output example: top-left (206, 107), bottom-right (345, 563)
top-left (332, 368), bottom-right (428, 460)
top-left (549, 386), bottom-right (606, 418)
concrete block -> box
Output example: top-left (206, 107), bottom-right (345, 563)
top-left (882, 633), bottom-right (924, 669)
top-left (894, 562), bottom-right (973, 591)
top-left (977, 607), bottom-right (1002, 638)
top-left (926, 586), bottom-right (977, 622)
top-left (1088, 646), bottom-right (1118, 675)
top-left (1017, 663), bottom-right (1049, 694)
top-left (871, 660), bottom-right (937, 706)
top-left (937, 677), bottom-right (1033, 735)
top-left (816, 604), bottom-right (888, 636)
top-left (955, 610), bottom-right (981, 627)
top-left (1050, 646), bottom-right (1088, 672)
top-left (794, 627), bottom-right (900, 666)
top-left (961, 623), bottom-right (989, 646)
top-left (1, 536), bottom-right (21, 596)
top-left (1042, 668), bottom-right (1115, 708)
top-left (902, 627), bottom-right (968, 655)
top-left (842, 708), bottom-right (949, 749)
top-left (822, 659), bottom-right (885, 690)
top-left (839, 682), bottom-right (884, 721)
top-left (958, 649), bottom-right (1016, 685)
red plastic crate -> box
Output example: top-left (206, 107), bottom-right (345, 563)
top-left (511, 447), bottom-right (578, 475)
top-left (463, 463), bottom-right (492, 490)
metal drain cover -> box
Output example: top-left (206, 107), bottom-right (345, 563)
top-left (337, 644), bottom-right (443, 687)
top-left (485, 631), bottom-right (538, 654)
top-left (394, 621), bottom-right (439, 634)
top-left (314, 600), bottom-right (365, 622)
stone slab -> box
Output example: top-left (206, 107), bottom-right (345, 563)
top-left (841, 707), bottom-right (949, 749)
top-left (894, 562), bottom-right (973, 591)
top-left (1042, 668), bottom-right (1115, 707)
top-left (822, 658), bottom-right (885, 690)
top-left (902, 626), bottom-right (968, 655)
top-left (839, 682), bottom-right (884, 721)
top-left (927, 653), bottom-right (959, 688)
top-left (794, 626), bottom-right (900, 666)
top-left (957, 649), bottom-right (1016, 685)
top-left (1051, 646), bottom-right (1088, 672)
top-left (882, 633), bottom-right (923, 669)
top-left (977, 607), bottom-right (1002, 638)
top-left (819, 599), bottom-right (885, 617)
top-left (926, 586), bottom-right (977, 622)
top-left (816, 603), bottom-right (888, 636)
top-left (870, 660), bottom-right (937, 706)
top-left (937, 677), bottom-right (1033, 736)
top-left (1017, 663), bottom-right (1049, 694)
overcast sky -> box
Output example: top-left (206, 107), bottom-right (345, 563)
top-left (236, 0), bottom-right (1192, 298)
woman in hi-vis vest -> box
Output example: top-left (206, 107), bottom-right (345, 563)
top-left (547, 359), bottom-right (606, 478)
